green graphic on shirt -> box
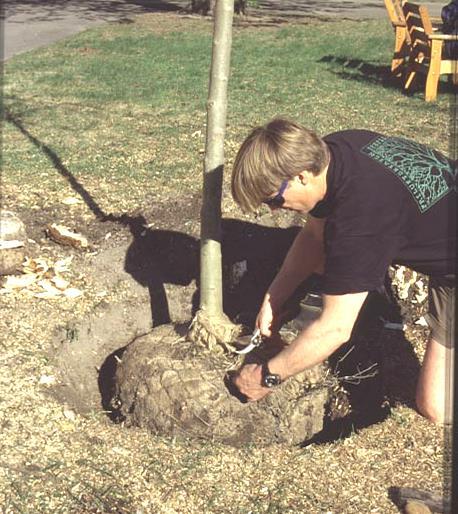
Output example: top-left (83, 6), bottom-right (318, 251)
top-left (361, 136), bottom-right (456, 213)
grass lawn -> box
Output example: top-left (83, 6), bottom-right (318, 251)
top-left (3, 13), bottom-right (452, 218)
top-left (1, 12), bottom-right (450, 514)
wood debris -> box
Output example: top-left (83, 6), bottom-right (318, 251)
top-left (61, 196), bottom-right (82, 205)
top-left (1, 274), bottom-right (36, 291)
top-left (0, 240), bottom-right (25, 250)
top-left (46, 224), bottom-right (88, 248)
top-left (391, 265), bottom-right (428, 304)
top-left (39, 375), bottom-right (56, 385)
top-left (63, 288), bottom-right (83, 298)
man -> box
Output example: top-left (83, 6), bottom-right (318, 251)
top-left (230, 118), bottom-right (456, 424)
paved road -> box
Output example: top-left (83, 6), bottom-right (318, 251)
top-left (2, 0), bottom-right (444, 61)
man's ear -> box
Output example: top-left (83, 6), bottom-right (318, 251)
top-left (296, 171), bottom-right (309, 185)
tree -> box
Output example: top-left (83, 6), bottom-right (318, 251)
top-left (188, 0), bottom-right (240, 351)
top-left (191, 0), bottom-right (248, 16)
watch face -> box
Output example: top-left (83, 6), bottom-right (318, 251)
top-left (262, 363), bottom-right (281, 388)
top-left (263, 373), bottom-right (281, 388)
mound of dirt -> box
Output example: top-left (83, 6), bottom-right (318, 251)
top-left (113, 324), bottom-right (331, 446)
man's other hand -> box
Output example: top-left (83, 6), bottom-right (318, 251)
top-left (232, 364), bottom-right (272, 402)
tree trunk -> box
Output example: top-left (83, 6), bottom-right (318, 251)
top-left (190, 0), bottom-right (247, 16)
top-left (200, 0), bottom-right (234, 316)
top-left (188, 0), bottom-right (240, 351)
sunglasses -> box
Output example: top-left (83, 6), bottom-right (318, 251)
top-left (263, 180), bottom-right (289, 208)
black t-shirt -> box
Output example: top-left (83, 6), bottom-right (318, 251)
top-left (309, 130), bottom-right (456, 294)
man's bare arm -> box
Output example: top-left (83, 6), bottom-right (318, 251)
top-left (266, 215), bottom-right (325, 311)
top-left (268, 291), bottom-right (368, 380)
top-left (257, 216), bottom-right (325, 336)
top-left (235, 291), bottom-right (368, 401)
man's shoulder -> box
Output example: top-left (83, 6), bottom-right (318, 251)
top-left (323, 129), bottom-right (383, 142)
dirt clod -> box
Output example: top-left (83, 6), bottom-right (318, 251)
top-left (0, 210), bottom-right (27, 274)
top-left (114, 324), bottom-right (330, 446)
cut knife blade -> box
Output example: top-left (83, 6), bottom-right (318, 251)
top-left (235, 328), bottom-right (263, 354)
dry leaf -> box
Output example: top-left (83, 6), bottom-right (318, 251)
top-left (46, 224), bottom-right (88, 248)
top-left (52, 276), bottom-right (70, 290)
top-left (54, 257), bottom-right (73, 273)
top-left (2, 274), bottom-right (37, 290)
top-left (63, 288), bottom-right (83, 298)
top-left (23, 257), bottom-right (49, 276)
top-left (62, 197), bottom-right (82, 205)
top-left (0, 240), bottom-right (25, 250)
top-left (63, 409), bottom-right (76, 421)
top-left (37, 279), bottom-right (62, 296)
top-left (39, 375), bottom-right (56, 385)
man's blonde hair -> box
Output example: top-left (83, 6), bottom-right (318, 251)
top-left (231, 118), bottom-right (329, 212)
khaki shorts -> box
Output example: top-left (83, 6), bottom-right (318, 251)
top-left (425, 275), bottom-right (456, 348)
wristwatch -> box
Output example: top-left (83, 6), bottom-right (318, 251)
top-left (261, 362), bottom-right (282, 388)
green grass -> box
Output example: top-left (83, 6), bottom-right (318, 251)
top-left (3, 15), bottom-right (452, 216)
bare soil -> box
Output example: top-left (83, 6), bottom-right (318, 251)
top-left (16, 189), bottom-right (428, 450)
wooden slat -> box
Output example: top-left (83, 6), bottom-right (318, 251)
top-left (429, 33), bottom-right (458, 41)
top-left (384, 0), bottom-right (405, 25)
top-left (440, 61), bottom-right (458, 73)
top-left (419, 5), bottom-right (433, 34)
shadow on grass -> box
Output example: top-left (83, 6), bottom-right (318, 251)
top-left (318, 54), bottom-right (458, 96)
top-left (318, 55), bottom-right (404, 91)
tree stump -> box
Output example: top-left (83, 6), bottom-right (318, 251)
top-left (0, 211), bottom-right (27, 275)
top-left (113, 324), bottom-right (332, 446)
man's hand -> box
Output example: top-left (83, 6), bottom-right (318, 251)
top-left (232, 363), bottom-right (272, 402)
top-left (256, 296), bottom-right (277, 337)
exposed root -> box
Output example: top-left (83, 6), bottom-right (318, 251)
top-left (188, 309), bottom-right (242, 354)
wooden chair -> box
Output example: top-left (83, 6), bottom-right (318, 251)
top-left (402, 1), bottom-right (458, 101)
top-left (384, 0), bottom-right (411, 75)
